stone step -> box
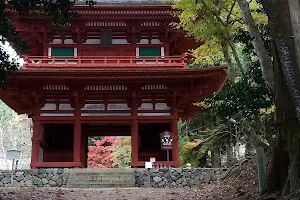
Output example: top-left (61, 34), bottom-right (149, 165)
top-left (68, 176), bottom-right (135, 181)
top-left (71, 168), bottom-right (135, 173)
top-left (66, 168), bottom-right (136, 188)
top-left (69, 172), bottom-right (134, 176)
top-left (67, 183), bottom-right (136, 188)
top-left (69, 180), bottom-right (135, 184)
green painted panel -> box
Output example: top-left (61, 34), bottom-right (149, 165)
top-left (51, 48), bottom-right (74, 57)
top-left (139, 48), bottom-right (161, 57)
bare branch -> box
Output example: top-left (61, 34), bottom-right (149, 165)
top-left (226, 0), bottom-right (237, 25)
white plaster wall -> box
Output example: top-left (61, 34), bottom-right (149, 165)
top-left (137, 39), bottom-right (149, 44)
top-left (112, 39), bottom-right (129, 44)
top-left (155, 103), bottom-right (169, 110)
top-left (41, 103), bottom-right (56, 110)
top-left (137, 113), bottom-right (171, 116)
top-left (40, 113), bottom-right (74, 116)
top-left (64, 39), bottom-right (75, 44)
top-left (81, 104), bottom-right (105, 110)
top-left (83, 39), bottom-right (101, 44)
top-left (50, 39), bottom-right (62, 44)
top-left (138, 103), bottom-right (153, 110)
top-left (151, 39), bottom-right (162, 44)
top-left (59, 104), bottom-right (74, 110)
top-left (81, 113), bottom-right (131, 116)
top-left (107, 103), bottom-right (130, 110)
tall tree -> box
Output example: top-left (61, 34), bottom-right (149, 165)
top-left (174, 0), bottom-right (245, 78)
top-left (260, 0), bottom-right (300, 196)
top-left (237, 0), bottom-right (274, 90)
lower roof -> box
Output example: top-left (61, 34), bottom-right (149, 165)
top-left (1, 67), bottom-right (227, 115)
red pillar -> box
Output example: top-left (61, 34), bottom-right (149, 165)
top-left (30, 120), bottom-right (41, 169)
top-left (73, 92), bottom-right (82, 168)
top-left (171, 118), bottom-right (179, 167)
top-left (131, 119), bottom-right (138, 166)
top-left (80, 131), bottom-right (87, 168)
top-left (171, 91), bottom-right (179, 167)
top-left (73, 120), bottom-right (82, 168)
top-left (131, 92), bottom-right (138, 167)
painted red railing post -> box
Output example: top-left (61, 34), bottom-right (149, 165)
top-left (23, 55), bottom-right (29, 68)
top-left (24, 56), bottom-right (187, 68)
top-left (104, 57), bottom-right (107, 65)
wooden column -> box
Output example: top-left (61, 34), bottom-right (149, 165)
top-left (171, 91), bottom-right (179, 167)
top-left (80, 126), bottom-right (87, 168)
top-left (73, 92), bottom-right (82, 168)
top-left (171, 118), bottom-right (179, 167)
top-left (131, 91), bottom-right (139, 166)
top-left (30, 120), bottom-right (41, 169)
top-left (73, 120), bottom-right (81, 167)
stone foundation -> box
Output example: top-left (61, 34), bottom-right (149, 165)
top-left (135, 168), bottom-right (227, 188)
top-left (0, 168), bottom-right (70, 187)
top-left (0, 168), bottom-right (226, 188)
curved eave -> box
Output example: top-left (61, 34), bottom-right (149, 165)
top-left (1, 67), bottom-right (227, 115)
top-left (7, 4), bottom-right (179, 15)
top-left (9, 67), bottom-right (227, 82)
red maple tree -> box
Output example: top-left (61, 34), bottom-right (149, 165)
top-left (87, 137), bottom-right (117, 168)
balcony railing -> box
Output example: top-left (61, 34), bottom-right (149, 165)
top-left (23, 56), bottom-right (187, 69)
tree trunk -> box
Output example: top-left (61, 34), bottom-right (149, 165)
top-left (211, 146), bottom-right (221, 168)
top-left (237, 0), bottom-right (274, 90)
top-left (261, 0), bottom-right (300, 123)
top-left (209, 111), bottom-right (221, 168)
top-left (228, 40), bottom-right (244, 75)
top-left (244, 140), bottom-right (253, 156)
top-left (262, 41), bottom-right (300, 196)
top-left (221, 40), bottom-right (235, 80)
top-left (256, 147), bottom-right (267, 192)
top-left (260, 0), bottom-right (300, 196)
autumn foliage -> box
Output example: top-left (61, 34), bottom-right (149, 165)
top-left (87, 136), bottom-right (131, 168)
top-left (87, 137), bottom-right (117, 168)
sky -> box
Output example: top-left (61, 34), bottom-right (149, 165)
top-left (1, 41), bottom-right (24, 67)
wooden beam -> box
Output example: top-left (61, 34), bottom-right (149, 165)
top-left (35, 162), bottom-right (83, 168)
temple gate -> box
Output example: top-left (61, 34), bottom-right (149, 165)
top-left (0, 1), bottom-right (227, 168)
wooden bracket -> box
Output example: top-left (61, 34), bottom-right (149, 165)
top-left (71, 91), bottom-right (85, 109)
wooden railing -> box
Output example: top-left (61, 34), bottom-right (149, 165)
top-left (23, 56), bottom-right (188, 69)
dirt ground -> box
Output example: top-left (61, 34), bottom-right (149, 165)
top-left (0, 158), bottom-right (260, 200)
top-left (0, 185), bottom-right (258, 200)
